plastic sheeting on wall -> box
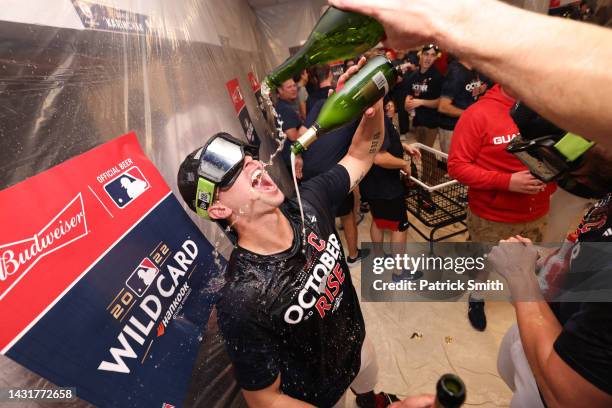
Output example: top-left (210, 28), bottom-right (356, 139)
top-left (0, 0), bottom-right (291, 406)
top-left (254, 0), bottom-right (327, 68)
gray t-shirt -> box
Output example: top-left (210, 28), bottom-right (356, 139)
top-left (298, 85), bottom-right (308, 104)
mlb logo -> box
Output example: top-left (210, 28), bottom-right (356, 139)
top-left (126, 257), bottom-right (159, 297)
top-left (162, 404), bottom-right (175, 408)
top-left (104, 166), bottom-right (150, 209)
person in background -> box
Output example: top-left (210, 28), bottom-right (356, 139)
top-left (448, 85), bottom-right (556, 331)
top-left (292, 69), bottom-right (309, 120)
top-left (275, 79), bottom-right (306, 178)
top-left (361, 99), bottom-right (422, 281)
top-left (306, 64), bottom-right (334, 114)
top-left (404, 49), bottom-right (419, 70)
top-left (392, 49), bottom-right (417, 74)
top-left (384, 48), bottom-right (396, 62)
top-left (402, 44), bottom-right (443, 148)
top-left (305, 66), bottom-right (319, 96)
top-left (388, 48), bottom-right (417, 137)
top-left (437, 59), bottom-right (491, 153)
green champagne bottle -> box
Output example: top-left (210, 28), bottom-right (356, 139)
top-left (263, 6), bottom-right (384, 90)
top-left (291, 56), bottom-right (400, 155)
top-left (434, 374), bottom-right (466, 408)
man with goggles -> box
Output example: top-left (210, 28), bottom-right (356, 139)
top-left (488, 103), bottom-right (612, 407)
top-left (177, 61), bottom-right (425, 408)
top-left (178, 132), bottom-right (259, 221)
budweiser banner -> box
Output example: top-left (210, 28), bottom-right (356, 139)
top-left (0, 133), bottom-right (223, 407)
top-left (226, 78), bottom-right (260, 146)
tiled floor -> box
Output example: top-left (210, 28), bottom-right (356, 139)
top-left (341, 211), bottom-right (515, 407)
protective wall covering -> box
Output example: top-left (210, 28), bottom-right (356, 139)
top-left (254, 0), bottom-right (327, 67)
top-left (0, 0), bottom-right (293, 406)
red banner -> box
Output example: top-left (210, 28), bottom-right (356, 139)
top-left (0, 132), bottom-right (169, 352)
top-left (247, 71), bottom-right (260, 92)
top-left (225, 78), bottom-right (246, 114)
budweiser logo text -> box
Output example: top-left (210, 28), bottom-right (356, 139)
top-left (0, 193), bottom-right (88, 300)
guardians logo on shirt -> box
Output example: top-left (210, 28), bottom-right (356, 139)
top-left (283, 232), bottom-right (346, 325)
top-left (412, 79), bottom-right (431, 97)
top-left (492, 133), bottom-right (520, 145)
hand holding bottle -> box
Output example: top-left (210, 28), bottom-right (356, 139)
top-left (329, 0), bottom-right (464, 50)
top-left (264, 7), bottom-right (384, 89)
top-left (332, 57), bottom-right (379, 119)
top-left (292, 56), bottom-right (397, 155)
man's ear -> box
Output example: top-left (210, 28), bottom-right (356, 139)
top-left (208, 202), bottom-right (233, 220)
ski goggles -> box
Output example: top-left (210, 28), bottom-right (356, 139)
top-left (506, 132), bottom-right (594, 182)
top-left (421, 44), bottom-right (440, 53)
top-left (194, 134), bottom-right (258, 219)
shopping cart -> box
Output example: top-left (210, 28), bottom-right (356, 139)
top-left (403, 143), bottom-right (468, 253)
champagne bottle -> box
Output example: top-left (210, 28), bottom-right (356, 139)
top-left (291, 56), bottom-right (400, 155)
top-left (434, 374), bottom-right (466, 408)
top-left (263, 7), bottom-right (384, 90)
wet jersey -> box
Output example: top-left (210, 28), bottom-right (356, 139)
top-left (216, 165), bottom-right (365, 407)
top-left (547, 193), bottom-right (612, 396)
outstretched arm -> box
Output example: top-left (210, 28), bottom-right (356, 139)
top-left (489, 237), bottom-right (612, 407)
top-left (329, 0), bottom-right (612, 150)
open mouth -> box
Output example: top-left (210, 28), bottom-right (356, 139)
top-left (250, 167), bottom-right (276, 192)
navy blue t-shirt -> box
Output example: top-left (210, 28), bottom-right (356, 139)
top-left (276, 98), bottom-right (302, 131)
top-left (306, 86), bottom-right (333, 115)
top-left (401, 66), bottom-right (443, 128)
top-left (302, 98), bottom-right (357, 181)
top-left (360, 116), bottom-right (405, 200)
top-left (438, 61), bottom-right (492, 130)
top-left (276, 98), bottom-right (303, 166)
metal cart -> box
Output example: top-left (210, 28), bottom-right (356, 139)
top-left (404, 143), bottom-right (468, 253)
